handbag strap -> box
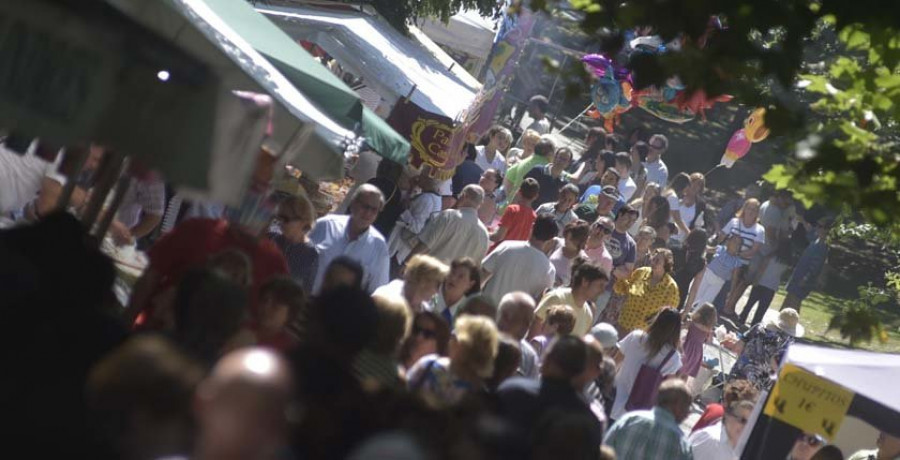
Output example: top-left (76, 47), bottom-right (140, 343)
top-left (655, 348), bottom-right (678, 372)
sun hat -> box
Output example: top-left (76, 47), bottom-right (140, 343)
top-left (766, 308), bottom-right (805, 338)
top-left (590, 322), bottom-right (619, 349)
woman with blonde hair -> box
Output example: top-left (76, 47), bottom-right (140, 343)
top-left (268, 193), bottom-right (318, 293)
top-left (507, 129), bottom-right (541, 166)
top-left (407, 315), bottom-right (500, 404)
top-left (373, 255), bottom-right (449, 312)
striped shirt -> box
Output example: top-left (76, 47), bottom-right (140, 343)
top-left (604, 406), bottom-right (693, 460)
top-left (722, 217), bottom-right (766, 265)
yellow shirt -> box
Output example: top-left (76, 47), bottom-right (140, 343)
top-left (535, 287), bottom-right (593, 337)
top-left (614, 267), bottom-right (680, 334)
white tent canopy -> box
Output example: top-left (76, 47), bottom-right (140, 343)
top-left (259, 4), bottom-right (479, 121)
top-left (784, 343), bottom-right (900, 415)
top-left (418, 9), bottom-right (495, 73)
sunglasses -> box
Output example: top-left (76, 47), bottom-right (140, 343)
top-left (798, 434), bottom-right (825, 447)
top-left (412, 325), bottom-right (437, 340)
top-left (593, 223), bottom-right (613, 234)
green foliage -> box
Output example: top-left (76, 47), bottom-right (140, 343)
top-left (339, 0), bottom-right (499, 34)
top-left (537, 0), bottom-right (900, 237)
top-left (827, 284), bottom-right (890, 347)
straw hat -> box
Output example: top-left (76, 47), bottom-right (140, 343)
top-left (766, 308), bottom-right (805, 338)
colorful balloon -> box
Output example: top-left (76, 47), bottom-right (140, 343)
top-left (720, 108), bottom-right (769, 168)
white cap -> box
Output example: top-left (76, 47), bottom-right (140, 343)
top-left (590, 323), bottom-right (619, 349)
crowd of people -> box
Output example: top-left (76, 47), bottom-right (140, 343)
top-left (2, 113), bottom-right (880, 460)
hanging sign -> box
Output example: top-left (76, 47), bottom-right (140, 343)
top-left (763, 363), bottom-right (854, 441)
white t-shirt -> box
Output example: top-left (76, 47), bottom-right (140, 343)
top-left (687, 422), bottom-right (737, 460)
top-left (722, 217), bottom-right (766, 264)
top-left (482, 240), bottom-right (555, 303)
top-left (0, 143), bottom-right (62, 214)
top-left (612, 330), bottom-right (683, 419)
top-left (618, 176), bottom-right (637, 202)
top-left (474, 145), bottom-right (508, 175)
top-left (670, 201), bottom-right (705, 243)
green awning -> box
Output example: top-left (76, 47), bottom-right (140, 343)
top-left (202, 0), bottom-right (410, 164)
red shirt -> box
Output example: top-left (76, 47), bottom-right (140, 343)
top-left (489, 204), bottom-right (536, 252)
top-left (142, 219), bottom-right (288, 323)
top-left (691, 403), bottom-right (724, 433)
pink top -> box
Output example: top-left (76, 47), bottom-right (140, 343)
top-left (585, 244), bottom-right (614, 277)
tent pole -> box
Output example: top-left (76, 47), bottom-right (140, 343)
top-left (93, 157), bottom-right (133, 243)
top-left (80, 150), bottom-right (125, 243)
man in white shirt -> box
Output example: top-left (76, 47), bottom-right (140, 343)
top-left (687, 400), bottom-right (756, 460)
top-left (309, 184), bottom-right (390, 294)
top-left (614, 152), bottom-right (637, 201)
top-left (481, 214), bottom-right (558, 303)
top-left (406, 184), bottom-right (489, 265)
top-left (524, 95), bottom-right (551, 135)
top-left (644, 133), bottom-right (670, 188)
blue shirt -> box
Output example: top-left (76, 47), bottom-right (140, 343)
top-left (309, 214), bottom-right (389, 294)
top-left (604, 406), bottom-right (692, 460)
top-left (580, 185), bottom-right (625, 214)
top-left (707, 245), bottom-right (743, 280)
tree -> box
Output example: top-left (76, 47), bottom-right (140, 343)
top-left (336, 0), bottom-right (500, 34)
top-left (540, 0), bottom-right (900, 233)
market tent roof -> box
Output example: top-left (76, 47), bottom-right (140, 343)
top-left (107, 0), bottom-right (356, 187)
top-left (259, 4), bottom-right (479, 121)
top-left (199, 0), bottom-right (409, 164)
top-left (785, 343), bottom-right (900, 415)
top-left (417, 10), bottom-right (495, 62)
top-left (407, 24), bottom-right (482, 89)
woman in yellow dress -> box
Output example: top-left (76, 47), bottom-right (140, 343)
top-left (615, 248), bottom-right (680, 334)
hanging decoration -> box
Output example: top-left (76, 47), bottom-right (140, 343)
top-left (719, 107), bottom-right (770, 168)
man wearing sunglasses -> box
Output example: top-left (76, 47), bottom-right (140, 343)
top-left (644, 134), bottom-right (670, 189)
top-left (309, 184), bottom-right (389, 295)
top-left (688, 399), bottom-right (755, 460)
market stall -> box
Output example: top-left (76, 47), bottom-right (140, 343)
top-left (259, 3), bottom-right (480, 181)
top-left (738, 343), bottom-right (900, 459)
top-left (417, 10), bottom-right (496, 79)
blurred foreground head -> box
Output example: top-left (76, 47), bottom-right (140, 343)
top-left (194, 348), bottom-right (294, 460)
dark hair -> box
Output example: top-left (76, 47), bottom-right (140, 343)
top-left (560, 183), bottom-right (580, 197)
top-left (644, 307), bottom-right (681, 357)
top-left (554, 147), bottom-right (574, 164)
top-left (668, 172), bottom-right (691, 197)
top-left (260, 276), bottom-right (307, 324)
top-left (543, 335), bottom-right (586, 379)
top-left (173, 269), bottom-right (249, 366)
top-left (457, 294), bottom-right (498, 321)
top-left (571, 258), bottom-right (608, 288)
top-left (529, 95), bottom-right (550, 113)
top-left (563, 220), bottom-right (591, 247)
top-left (615, 204), bottom-right (638, 220)
top-left (601, 166), bottom-right (621, 183)
top-left (519, 177), bottom-right (540, 200)
top-left (614, 151), bottom-right (632, 169)
top-left (534, 138), bottom-right (556, 157)
top-left (646, 196), bottom-right (671, 229)
top-left (398, 311), bottom-right (452, 365)
top-left (628, 127), bottom-right (648, 143)
top-left (632, 141), bottom-right (650, 162)
top-left (307, 287), bottom-right (378, 360)
top-left (376, 159), bottom-right (404, 182)
top-left (323, 256), bottom-right (364, 290)
top-left (604, 133), bottom-right (620, 151)
top-left (450, 257), bottom-right (482, 296)
top-left (532, 214), bottom-right (560, 241)
top-left (723, 379), bottom-right (760, 406)
top-left (685, 228), bottom-right (709, 254)
top-left (586, 127), bottom-right (607, 143)
top-left (487, 334), bottom-right (521, 389)
top-left (598, 151), bottom-right (616, 171)
top-left (810, 445), bottom-right (844, 460)
top-left (653, 247), bottom-right (675, 274)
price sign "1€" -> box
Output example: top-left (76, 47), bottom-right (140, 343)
top-left (763, 364), bottom-right (854, 441)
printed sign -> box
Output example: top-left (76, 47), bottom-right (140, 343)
top-left (763, 364), bottom-right (854, 441)
top-left (387, 102), bottom-right (456, 180)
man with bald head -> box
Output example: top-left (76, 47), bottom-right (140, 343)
top-left (604, 378), bottom-right (693, 459)
top-left (309, 184), bottom-right (389, 294)
top-left (497, 292), bottom-right (539, 378)
top-left (406, 184), bottom-right (490, 265)
top-left (194, 348), bottom-right (294, 460)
